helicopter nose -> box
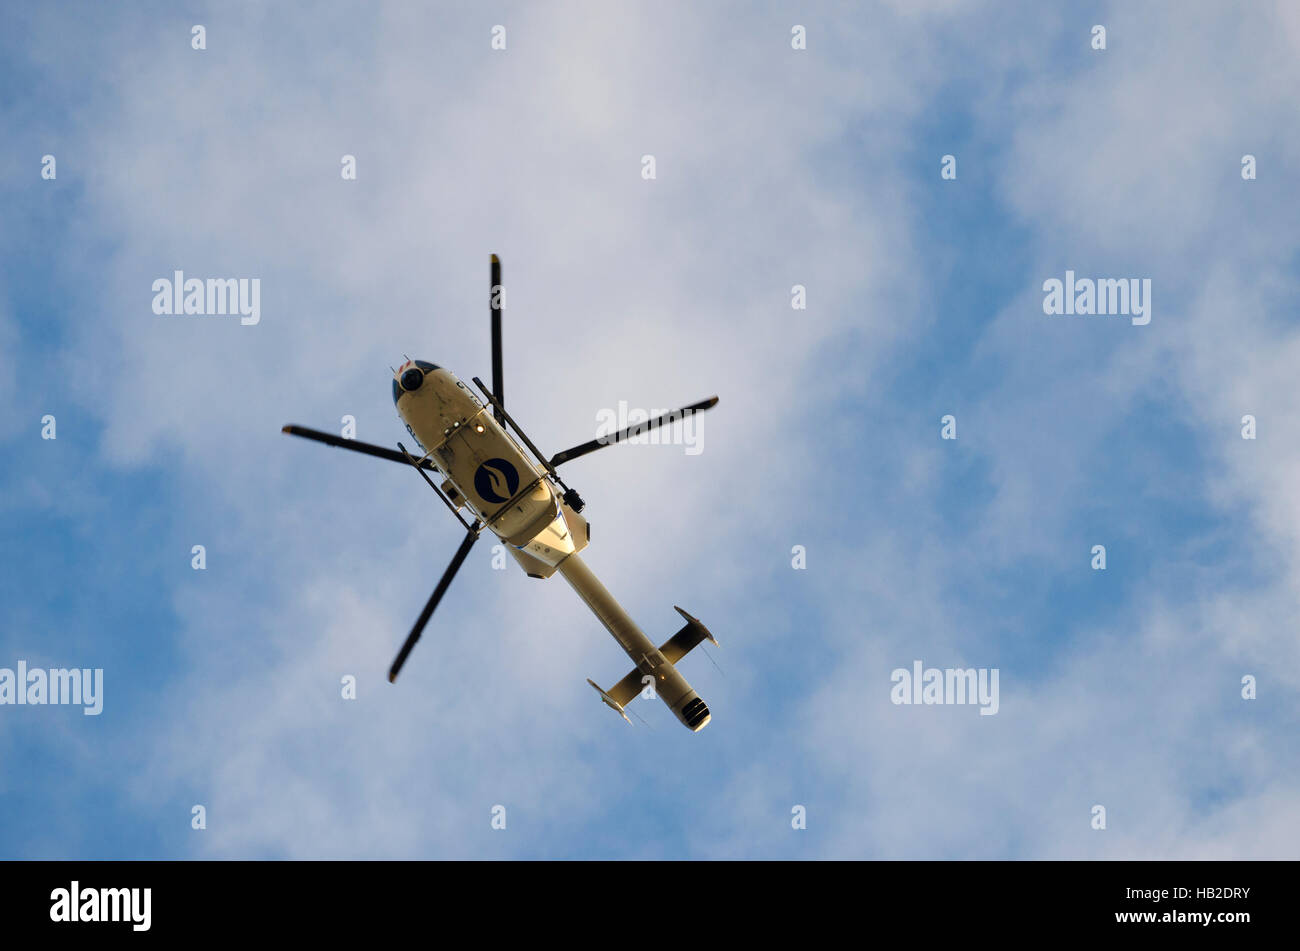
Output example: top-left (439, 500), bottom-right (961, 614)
top-left (393, 367), bottom-right (422, 404)
top-left (400, 367), bottom-right (424, 392)
top-left (393, 359), bottom-right (441, 404)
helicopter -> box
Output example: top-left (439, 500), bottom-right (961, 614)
top-left (282, 256), bottom-right (720, 731)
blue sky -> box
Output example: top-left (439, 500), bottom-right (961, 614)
top-left (2, 1), bottom-right (1299, 859)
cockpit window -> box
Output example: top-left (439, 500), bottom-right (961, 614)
top-left (414, 360), bottom-right (439, 372)
top-left (392, 377), bottom-right (402, 404)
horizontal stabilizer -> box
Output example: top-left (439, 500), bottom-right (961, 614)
top-left (586, 678), bottom-right (634, 723)
top-left (659, 605), bottom-right (719, 664)
top-left (589, 608), bottom-right (717, 731)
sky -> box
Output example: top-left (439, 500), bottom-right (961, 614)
top-left (2, 0), bottom-right (1299, 859)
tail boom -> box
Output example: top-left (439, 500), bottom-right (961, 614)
top-left (558, 553), bottom-right (711, 732)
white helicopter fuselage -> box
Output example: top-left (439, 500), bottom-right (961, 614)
top-left (392, 359), bottom-right (711, 731)
top-left (393, 359), bottom-right (580, 568)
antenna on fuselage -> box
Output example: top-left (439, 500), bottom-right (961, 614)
top-left (700, 643), bottom-right (726, 679)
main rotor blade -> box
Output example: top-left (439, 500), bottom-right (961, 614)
top-left (490, 254), bottom-right (504, 423)
top-left (548, 396), bottom-right (719, 467)
top-left (388, 528), bottom-right (479, 683)
top-left (282, 425), bottom-right (437, 472)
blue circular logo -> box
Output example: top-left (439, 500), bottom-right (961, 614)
top-left (473, 458), bottom-right (520, 504)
